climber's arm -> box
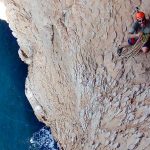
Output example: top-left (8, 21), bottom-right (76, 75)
top-left (128, 21), bottom-right (142, 38)
top-left (128, 32), bottom-right (142, 39)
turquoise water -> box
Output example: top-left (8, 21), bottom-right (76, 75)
top-left (0, 20), bottom-right (45, 149)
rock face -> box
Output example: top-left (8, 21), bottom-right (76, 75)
top-left (3, 0), bottom-right (150, 149)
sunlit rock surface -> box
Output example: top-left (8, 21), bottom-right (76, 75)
top-left (4, 0), bottom-right (150, 149)
top-left (0, 1), bottom-right (7, 20)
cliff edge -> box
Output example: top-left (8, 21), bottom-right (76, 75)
top-left (3, 0), bottom-right (150, 149)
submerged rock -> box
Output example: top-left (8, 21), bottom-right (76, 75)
top-left (29, 127), bottom-right (60, 150)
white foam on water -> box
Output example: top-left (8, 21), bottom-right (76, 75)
top-left (29, 126), bottom-right (60, 150)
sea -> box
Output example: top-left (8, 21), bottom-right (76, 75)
top-left (0, 20), bottom-right (59, 150)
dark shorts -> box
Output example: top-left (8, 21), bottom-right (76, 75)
top-left (143, 37), bottom-right (150, 48)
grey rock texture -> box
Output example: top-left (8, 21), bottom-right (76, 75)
top-left (3, 0), bottom-right (150, 149)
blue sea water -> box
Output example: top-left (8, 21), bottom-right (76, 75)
top-left (0, 20), bottom-right (59, 150)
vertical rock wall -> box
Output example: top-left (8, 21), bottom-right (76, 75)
top-left (4, 0), bottom-right (150, 149)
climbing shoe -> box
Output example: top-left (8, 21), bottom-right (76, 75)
top-left (117, 47), bottom-right (123, 56)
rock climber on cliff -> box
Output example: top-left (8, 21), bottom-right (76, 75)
top-left (117, 11), bottom-right (150, 56)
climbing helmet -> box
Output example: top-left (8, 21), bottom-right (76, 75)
top-left (135, 11), bottom-right (145, 21)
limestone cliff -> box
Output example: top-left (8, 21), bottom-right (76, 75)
top-left (3, 0), bottom-right (150, 149)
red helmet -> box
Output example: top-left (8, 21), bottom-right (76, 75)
top-left (135, 11), bottom-right (145, 20)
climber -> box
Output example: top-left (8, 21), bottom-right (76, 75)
top-left (117, 11), bottom-right (150, 56)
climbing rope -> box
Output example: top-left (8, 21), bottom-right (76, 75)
top-left (116, 34), bottom-right (150, 61)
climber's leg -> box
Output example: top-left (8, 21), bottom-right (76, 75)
top-left (141, 47), bottom-right (149, 53)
